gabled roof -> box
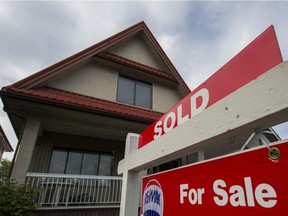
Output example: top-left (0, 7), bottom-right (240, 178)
top-left (1, 21), bottom-right (190, 123)
top-left (5, 21), bottom-right (190, 91)
top-left (0, 125), bottom-right (13, 152)
top-left (97, 52), bottom-right (178, 82)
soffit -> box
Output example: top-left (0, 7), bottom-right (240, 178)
top-left (2, 96), bottom-right (155, 140)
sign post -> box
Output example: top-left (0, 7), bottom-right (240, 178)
top-left (118, 133), bottom-right (141, 216)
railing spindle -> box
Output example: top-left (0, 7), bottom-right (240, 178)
top-left (26, 173), bottom-right (122, 207)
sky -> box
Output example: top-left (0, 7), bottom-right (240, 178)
top-left (1, 1), bottom-right (288, 160)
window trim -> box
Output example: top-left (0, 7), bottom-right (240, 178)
top-left (116, 75), bottom-right (152, 109)
top-left (48, 148), bottom-right (113, 176)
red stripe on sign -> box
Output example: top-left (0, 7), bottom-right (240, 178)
top-left (139, 25), bottom-right (283, 148)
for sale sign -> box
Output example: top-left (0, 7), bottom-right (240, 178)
top-left (141, 141), bottom-right (288, 216)
top-left (138, 25), bottom-right (282, 148)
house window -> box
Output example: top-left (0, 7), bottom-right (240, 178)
top-left (116, 76), bottom-right (152, 109)
top-left (48, 149), bottom-right (113, 176)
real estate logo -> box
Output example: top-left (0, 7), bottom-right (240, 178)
top-left (143, 179), bottom-right (164, 216)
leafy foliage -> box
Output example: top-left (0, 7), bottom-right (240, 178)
top-left (0, 159), bottom-right (11, 178)
top-left (0, 179), bottom-right (40, 216)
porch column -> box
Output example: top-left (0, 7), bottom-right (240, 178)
top-left (11, 116), bottom-right (41, 184)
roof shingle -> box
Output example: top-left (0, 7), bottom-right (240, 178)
top-left (5, 87), bottom-right (163, 122)
top-left (97, 52), bottom-right (177, 82)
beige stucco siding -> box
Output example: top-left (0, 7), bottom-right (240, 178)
top-left (153, 82), bottom-right (182, 112)
top-left (11, 117), bottom-right (41, 184)
top-left (48, 60), bottom-right (118, 101)
top-left (47, 59), bottom-right (182, 113)
top-left (109, 33), bottom-right (166, 71)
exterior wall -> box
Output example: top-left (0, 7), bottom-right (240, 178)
top-left (48, 60), bottom-right (118, 101)
top-left (47, 59), bottom-right (183, 113)
top-left (29, 131), bottom-right (125, 176)
top-left (34, 207), bottom-right (119, 216)
top-left (109, 33), bottom-right (165, 71)
top-left (0, 148), bottom-right (3, 159)
top-left (153, 82), bottom-right (183, 112)
top-left (0, 125), bottom-right (13, 159)
top-left (0, 136), bottom-right (4, 159)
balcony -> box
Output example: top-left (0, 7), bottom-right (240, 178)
top-left (26, 172), bottom-right (122, 208)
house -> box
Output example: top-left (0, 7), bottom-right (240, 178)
top-left (0, 21), bottom-right (190, 215)
top-left (1, 21), bottom-right (282, 216)
top-left (0, 125), bottom-right (13, 160)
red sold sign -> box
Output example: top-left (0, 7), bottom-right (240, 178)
top-left (142, 141), bottom-right (288, 215)
top-left (139, 26), bottom-right (282, 148)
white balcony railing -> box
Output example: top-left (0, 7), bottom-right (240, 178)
top-left (26, 172), bottom-right (122, 207)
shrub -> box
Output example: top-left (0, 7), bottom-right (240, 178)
top-left (0, 179), bottom-right (40, 216)
top-left (0, 159), bottom-right (11, 179)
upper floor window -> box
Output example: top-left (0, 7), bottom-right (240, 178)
top-left (116, 76), bottom-right (152, 109)
top-left (48, 149), bottom-right (113, 176)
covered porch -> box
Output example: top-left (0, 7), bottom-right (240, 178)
top-left (23, 130), bottom-right (125, 210)
top-left (26, 172), bottom-right (122, 208)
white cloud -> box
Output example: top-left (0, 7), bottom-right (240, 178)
top-left (170, 1), bottom-right (288, 90)
top-left (137, 1), bottom-right (192, 30)
top-left (158, 34), bottom-right (178, 56)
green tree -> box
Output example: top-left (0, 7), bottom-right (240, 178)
top-left (0, 160), bottom-right (40, 215)
top-left (0, 158), bottom-right (11, 178)
top-left (0, 179), bottom-right (40, 216)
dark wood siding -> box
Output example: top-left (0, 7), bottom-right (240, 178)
top-left (29, 131), bottom-right (125, 176)
top-left (34, 207), bottom-right (119, 216)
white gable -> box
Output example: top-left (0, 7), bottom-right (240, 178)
top-left (44, 31), bottom-right (183, 113)
top-left (47, 60), bottom-right (118, 101)
top-left (108, 32), bottom-right (169, 73)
